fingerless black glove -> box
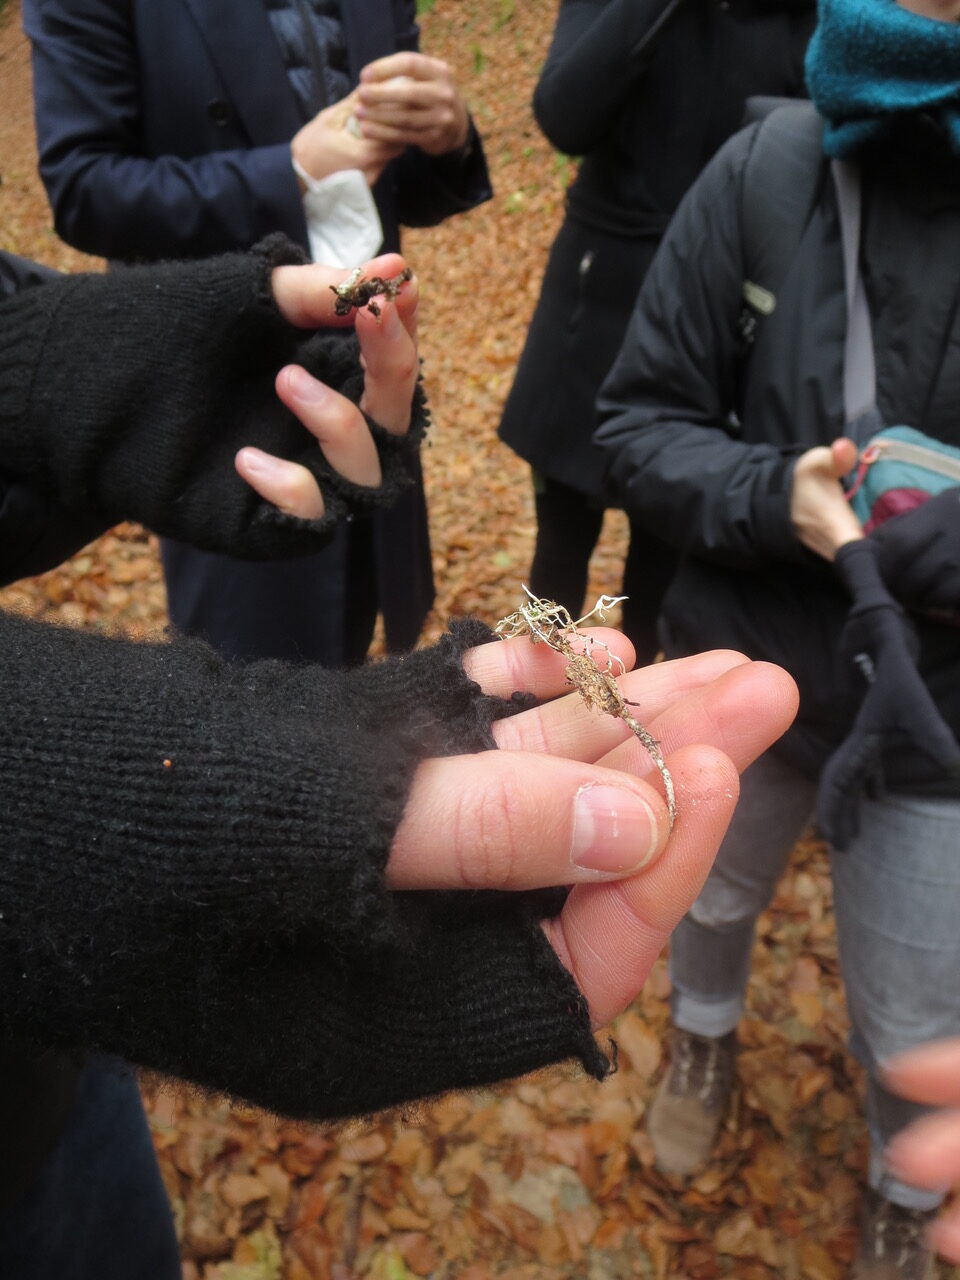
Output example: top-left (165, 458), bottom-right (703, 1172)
top-left (817, 539), bottom-right (960, 850)
top-left (0, 235), bottom-right (427, 560)
top-left (872, 487), bottom-right (960, 621)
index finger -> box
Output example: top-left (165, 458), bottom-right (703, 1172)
top-left (271, 254), bottom-right (411, 329)
top-left (490, 648), bottom-right (752, 760)
top-left (360, 52), bottom-right (448, 83)
top-left (462, 629), bottom-right (636, 703)
top-left (882, 1038), bottom-right (960, 1106)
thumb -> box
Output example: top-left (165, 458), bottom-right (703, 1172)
top-left (386, 750), bottom-right (672, 891)
top-left (831, 436), bottom-right (858, 478)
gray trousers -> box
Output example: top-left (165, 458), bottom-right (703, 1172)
top-left (670, 750), bottom-right (960, 1210)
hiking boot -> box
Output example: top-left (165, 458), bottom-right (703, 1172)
top-left (646, 1028), bottom-right (736, 1177)
top-left (851, 1188), bottom-right (937, 1280)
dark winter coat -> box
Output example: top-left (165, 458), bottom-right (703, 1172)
top-left (498, 0), bottom-right (814, 501)
top-left (595, 114), bottom-right (960, 793)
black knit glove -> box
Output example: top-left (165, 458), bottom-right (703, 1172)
top-left (872, 488), bottom-right (960, 621)
top-left (817, 539), bottom-right (960, 850)
top-left (0, 236), bottom-right (427, 560)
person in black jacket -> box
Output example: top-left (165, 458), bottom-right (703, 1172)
top-left (0, 242), bottom-right (797, 1275)
top-left (497, 0), bottom-right (814, 663)
top-left (595, 0), bottom-right (960, 1272)
top-left (24, 0), bottom-right (492, 669)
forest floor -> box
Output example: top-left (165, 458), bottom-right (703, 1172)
top-left (1, 1), bottom-right (955, 1277)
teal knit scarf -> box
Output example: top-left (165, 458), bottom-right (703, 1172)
top-left (805, 0), bottom-right (960, 156)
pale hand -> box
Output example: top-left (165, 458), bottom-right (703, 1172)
top-left (883, 1038), bottom-right (960, 1264)
top-left (389, 631), bottom-right (799, 1029)
top-left (234, 255), bottom-right (418, 518)
top-left (355, 52), bottom-right (470, 157)
top-left (790, 436), bottom-right (864, 559)
top-left (291, 90), bottom-right (403, 188)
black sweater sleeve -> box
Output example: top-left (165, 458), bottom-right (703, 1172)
top-left (533, 0), bottom-right (679, 157)
top-left (0, 236), bottom-right (426, 575)
top-left (0, 612), bottom-right (606, 1120)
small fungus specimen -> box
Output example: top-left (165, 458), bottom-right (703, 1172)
top-left (330, 266), bottom-right (413, 318)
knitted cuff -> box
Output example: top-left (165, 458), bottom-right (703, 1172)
top-left (1, 235), bottom-right (427, 560)
top-left (217, 899), bottom-right (610, 1122)
top-left (208, 618), bottom-right (521, 955)
top-left (0, 613), bottom-right (520, 1011)
top-left (250, 361), bottom-right (429, 551)
top-left (0, 273), bottom-right (80, 480)
top-left (78, 882), bottom-right (610, 1124)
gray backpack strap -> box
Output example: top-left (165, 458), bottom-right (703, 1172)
top-left (831, 159), bottom-right (878, 424)
top-left (738, 101), bottom-right (826, 348)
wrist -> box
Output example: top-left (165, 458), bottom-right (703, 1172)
top-left (291, 150), bottom-right (314, 195)
top-left (290, 131), bottom-right (328, 189)
top-left (292, 157), bottom-right (307, 195)
top-left (438, 117), bottom-right (473, 163)
top-left (825, 528), bottom-right (865, 562)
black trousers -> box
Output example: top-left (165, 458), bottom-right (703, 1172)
top-left (528, 473), bottom-right (678, 666)
top-left (162, 457), bottom-right (433, 666)
top-left (161, 518), bottom-right (379, 667)
top-left (0, 1057), bottom-right (180, 1279)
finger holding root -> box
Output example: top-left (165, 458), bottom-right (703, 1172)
top-left (496, 588), bottom-right (678, 824)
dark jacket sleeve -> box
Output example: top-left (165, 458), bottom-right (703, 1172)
top-left (23, 0), bottom-right (306, 260)
top-left (532, 0), bottom-right (681, 157)
top-left (0, 237), bottom-right (427, 584)
top-left (0, 251), bottom-right (59, 299)
top-left (391, 124), bottom-right (492, 229)
top-left (0, 613), bottom-right (605, 1119)
top-left (594, 126), bottom-right (803, 568)
top-left (383, 0), bottom-right (493, 228)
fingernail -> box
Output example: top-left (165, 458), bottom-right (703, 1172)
top-left (237, 448), bottom-right (281, 478)
top-left (286, 365), bottom-right (329, 403)
top-left (570, 784), bottom-right (661, 876)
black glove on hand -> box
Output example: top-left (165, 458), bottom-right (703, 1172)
top-left (871, 487), bottom-right (960, 620)
top-left (817, 539), bottom-right (960, 850)
top-left (0, 236), bottom-right (426, 560)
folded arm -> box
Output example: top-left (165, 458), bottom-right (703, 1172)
top-left (595, 127), bottom-right (807, 569)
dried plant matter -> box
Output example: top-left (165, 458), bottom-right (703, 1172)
top-left (330, 266), bottom-right (413, 318)
top-left (496, 587), bottom-right (676, 825)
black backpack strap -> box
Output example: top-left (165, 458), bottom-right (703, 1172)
top-left (736, 101), bottom-right (827, 351)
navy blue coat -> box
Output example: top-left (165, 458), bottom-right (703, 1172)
top-left (23, 0), bottom-right (492, 261)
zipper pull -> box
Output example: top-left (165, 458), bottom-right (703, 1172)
top-left (844, 444), bottom-right (881, 503)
